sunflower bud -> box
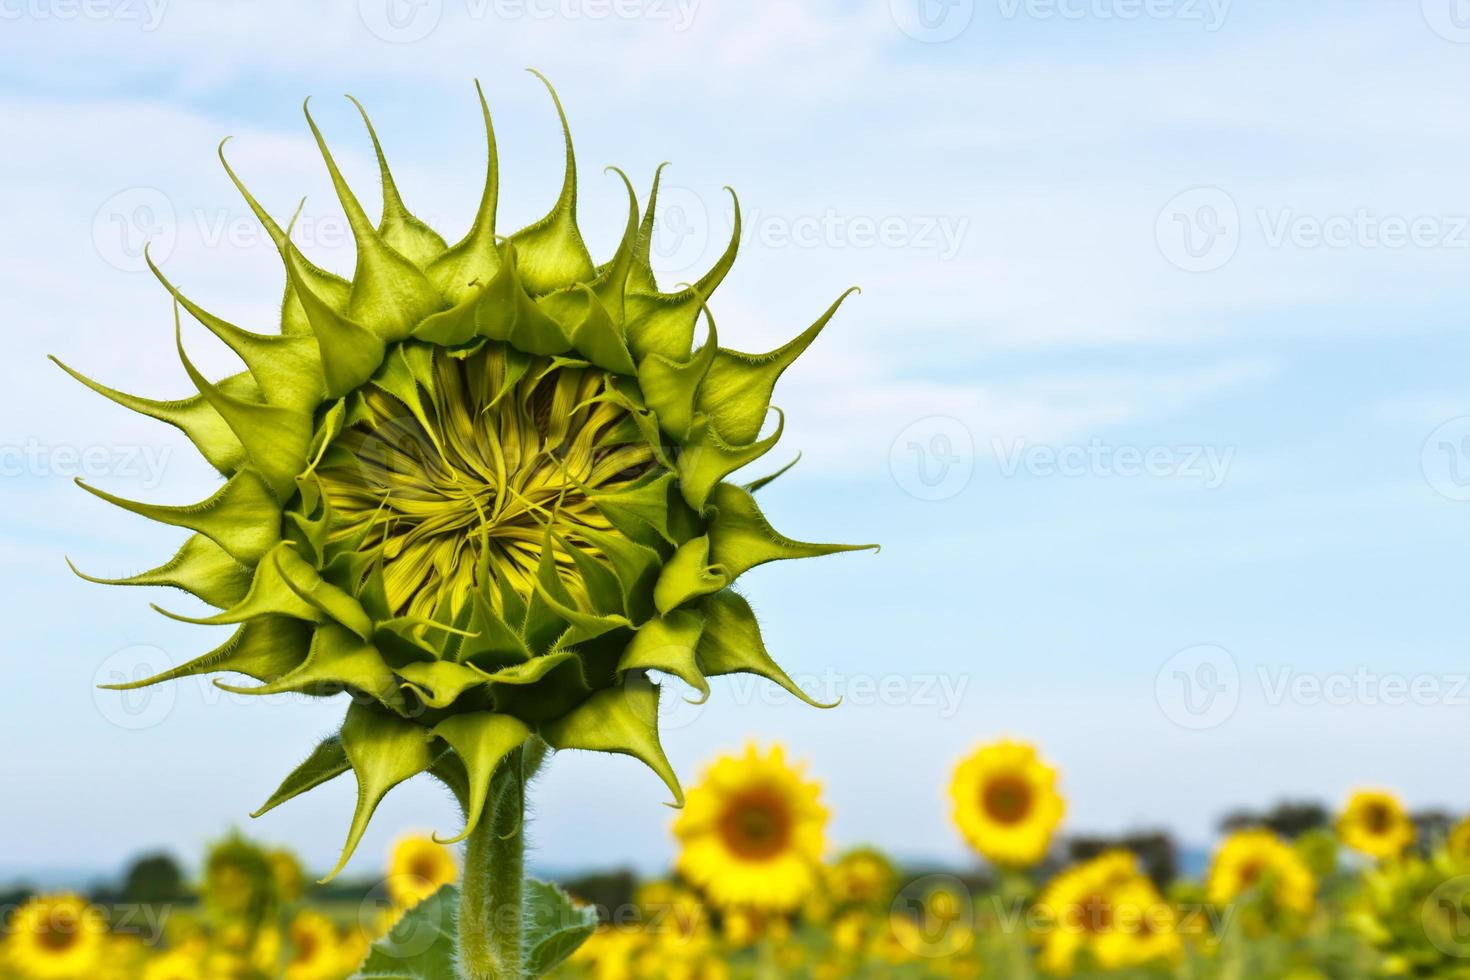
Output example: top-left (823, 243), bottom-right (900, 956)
top-left (63, 75), bottom-right (873, 879)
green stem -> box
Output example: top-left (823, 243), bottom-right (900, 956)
top-left (457, 741), bottom-right (547, 980)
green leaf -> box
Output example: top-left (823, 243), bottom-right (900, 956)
top-left (523, 878), bottom-right (598, 977)
top-left (352, 884), bottom-right (459, 980)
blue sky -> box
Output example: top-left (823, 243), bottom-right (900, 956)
top-left (4, 0), bottom-right (1470, 882)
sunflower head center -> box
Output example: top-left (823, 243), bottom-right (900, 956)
top-left (37, 923), bottom-right (79, 953)
top-left (318, 344), bottom-right (652, 620)
top-left (981, 774), bottom-right (1034, 825)
top-left (1364, 803), bottom-right (1392, 834)
top-left (720, 790), bottom-right (794, 861)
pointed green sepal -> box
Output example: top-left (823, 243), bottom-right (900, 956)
top-left (216, 624), bottom-right (402, 709)
top-left (707, 483), bottom-right (877, 581)
top-left (635, 311), bottom-right (717, 442)
top-left (507, 71), bottom-right (596, 294)
top-left (76, 469), bottom-right (281, 566)
top-left (50, 356), bottom-right (249, 474)
top-left (173, 307), bottom-right (313, 500)
top-left (653, 537), bottom-right (729, 615)
top-left (251, 733), bottom-right (349, 818)
top-left (430, 712), bottom-right (531, 844)
top-left (540, 673), bottom-right (683, 806)
top-left (324, 702), bottom-right (437, 881)
top-left (696, 288), bottom-right (857, 444)
top-left (696, 590), bottom-right (834, 708)
top-left (67, 533), bottom-right (251, 610)
top-left (97, 617), bottom-right (310, 691)
top-left (678, 409), bottom-right (784, 513)
top-left (428, 81), bottom-right (501, 304)
top-left (618, 610), bottom-right (708, 702)
top-left (347, 95), bottom-right (449, 267)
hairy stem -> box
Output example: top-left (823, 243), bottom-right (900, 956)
top-left (458, 741), bottom-right (548, 980)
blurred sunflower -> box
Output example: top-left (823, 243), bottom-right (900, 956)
top-left (1207, 828), bottom-right (1317, 917)
top-left (1351, 849), bottom-right (1470, 979)
top-left (1092, 877), bottom-right (1181, 972)
top-left (267, 848), bottom-right (305, 905)
top-left (1032, 850), bottom-right (1145, 976)
top-left (674, 743), bottom-right (828, 912)
top-left (1339, 790), bottom-right (1415, 860)
top-left (949, 740), bottom-right (1064, 869)
top-left (385, 834), bottom-right (458, 908)
top-left (827, 847), bottom-right (898, 908)
top-left (1447, 817), bottom-right (1470, 862)
top-left (285, 911), bottom-right (343, 980)
top-left (569, 926), bottom-right (645, 980)
top-left (3, 893), bottom-right (107, 980)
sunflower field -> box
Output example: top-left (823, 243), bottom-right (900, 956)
top-left (4, 738), bottom-right (1469, 979)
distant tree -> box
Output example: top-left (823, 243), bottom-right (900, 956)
top-left (120, 853), bottom-right (186, 904)
top-left (1220, 801), bottom-right (1329, 839)
top-left (1413, 809), bottom-right (1454, 851)
top-left (1067, 832), bottom-right (1177, 888)
top-left (558, 869), bottom-right (638, 922)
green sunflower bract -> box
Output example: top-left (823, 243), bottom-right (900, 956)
top-left (60, 75), bottom-right (872, 883)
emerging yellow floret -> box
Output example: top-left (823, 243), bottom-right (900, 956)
top-left (1339, 789), bottom-right (1415, 860)
top-left (949, 740), bottom-right (1065, 869)
top-left (673, 743), bottom-right (828, 912)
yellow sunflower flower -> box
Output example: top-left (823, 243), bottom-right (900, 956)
top-left (674, 743), bottom-right (828, 913)
top-left (827, 847), bottom-right (898, 908)
top-left (1339, 789), bottom-right (1416, 860)
top-left (1207, 828), bottom-right (1317, 917)
top-left (285, 912), bottom-right (343, 980)
top-left (3, 893), bottom-right (107, 980)
top-left (386, 834), bottom-right (459, 908)
top-left (1092, 878), bottom-right (1182, 971)
top-left (267, 848), bottom-right (306, 904)
top-left (1033, 850), bottom-right (1144, 976)
top-left (949, 740), bottom-right (1065, 869)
